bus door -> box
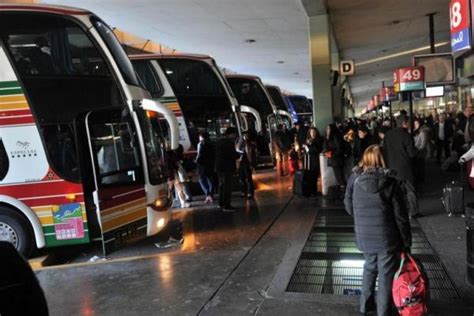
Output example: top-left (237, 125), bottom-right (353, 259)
top-left (83, 108), bottom-right (148, 255)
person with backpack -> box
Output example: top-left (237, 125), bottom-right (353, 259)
top-left (196, 132), bottom-right (215, 204)
top-left (344, 145), bottom-right (412, 316)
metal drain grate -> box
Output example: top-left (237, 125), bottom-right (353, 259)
top-left (286, 208), bottom-right (460, 299)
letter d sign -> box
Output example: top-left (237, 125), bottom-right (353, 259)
top-left (340, 60), bottom-right (355, 76)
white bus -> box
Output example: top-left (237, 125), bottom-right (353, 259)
top-left (0, 4), bottom-right (179, 256)
top-left (130, 54), bottom-right (259, 159)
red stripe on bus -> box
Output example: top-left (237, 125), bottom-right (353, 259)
top-left (0, 181), bottom-right (83, 200)
top-left (22, 195), bottom-right (85, 208)
top-left (0, 109), bottom-right (32, 117)
top-left (100, 188), bottom-right (146, 210)
top-left (0, 116), bottom-right (35, 126)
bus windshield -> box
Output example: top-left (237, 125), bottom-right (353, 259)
top-left (266, 86), bottom-right (288, 111)
top-left (156, 58), bottom-right (236, 146)
top-left (0, 12), bottom-right (126, 183)
top-left (92, 17), bottom-right (141, 87)
top-left (136, 110), bottom-right (168, 185)
top-left (227, 77), bottom-right (274, 118)
top-left (288, 96), bottom-right (312, 114)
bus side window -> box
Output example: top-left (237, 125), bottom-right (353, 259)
top-left (0, 138), bottom-right (9, 181)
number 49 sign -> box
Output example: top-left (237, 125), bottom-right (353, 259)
top-left (393, 67), bottom-right (425, 92)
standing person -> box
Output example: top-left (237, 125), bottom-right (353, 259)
top-left (344, 145), bottom-right (411, 316)
top-left (196, 132), bottom-right (215, 204)
top-left (214, 127), bottom-right (238, 212)
top-left (304, 127), bottom-right (324, 181)
top-left (274, 124), bottom-right (292, 176)
top-left (413, 119), bottom-right (429, 189)
top-left (353, 125), bottom-right (374, 165)
top-left (292, 121), bottom-right (307, 151)
top-left (236, 132), bottom-right (256, 198)
top-left (434, 113), bottom-right (453, 163)
top-left (324, 123), bottom-right (347, 187)
top-left (464, 105), bottom-right (474, 143)
top-left (384, 114), bottom-right (421, 218)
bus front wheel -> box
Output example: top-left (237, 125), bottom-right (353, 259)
top-left (0, 207), bottom-right (34, 258)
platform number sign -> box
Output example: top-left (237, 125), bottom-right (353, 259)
top-left (393, 67), bottom-right (425, 92)
top-left (450, 0), bottom-right (471, 53)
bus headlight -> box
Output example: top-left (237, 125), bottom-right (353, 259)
top-left (149, 197), bottom-right (170, 211)
top-left (157, 218), bottom-right (166, 228)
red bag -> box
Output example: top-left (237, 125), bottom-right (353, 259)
top-left (392, 252), bottom-right (428, 316)
top-left (288, 156), bottom-right (298, 175)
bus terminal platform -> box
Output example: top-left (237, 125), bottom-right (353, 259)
top-left (33, 163), bottom-right (474, 315)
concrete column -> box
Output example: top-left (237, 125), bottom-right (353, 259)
top-left (308, 14), bottom-right (333, 130)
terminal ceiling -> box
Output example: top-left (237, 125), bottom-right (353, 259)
top-left (42, 0), bottom-right (452, 107)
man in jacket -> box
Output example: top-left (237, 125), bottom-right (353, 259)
top-left (215, 127), bottom-right (238, 211)
top-left (434, 113), bottom-right (454, 163)
top-left (344, 146), bottom-right (411, 316)
top-left (383, 115), bottom-right (421, 217)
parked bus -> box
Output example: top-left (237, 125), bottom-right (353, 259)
top-left (265, 84), bottom-right (293, 126)
top-left (285, 94), bottom-right (313, 125)
top-left (226, 75), bottom-right (293, 163)
top-left (130, 54), bottom-right (257, 159)
top-left (0, 4), bottom-right (179, 256)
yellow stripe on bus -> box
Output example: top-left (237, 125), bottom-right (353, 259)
top-left (0, 95), bottom-right (26, 103)
top-left (0, 102), bottom-right (29, 111)
top-left (100, 197), bottom-right (147, 216)
top-left (102, 208), bottom-right (147, 232)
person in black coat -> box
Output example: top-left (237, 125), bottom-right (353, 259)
top-left (196, 132), bottom-right (215, 203)
top-left (353, 125), bottom-right (374, 165)
top-left (304, 127), bottom-right (324, 177)
top-left (324, 123), bottom-right (347, 186)
top-left (433, 113), bottom-right (454, 163)
top-left (383, 114), bottom-right (420, 217)
top-left (215, 127), bottom-right (239, 211)
top-left (344, 145), bottom-right (411, 316)
top-left (236, 132), bottom-right (256, 198)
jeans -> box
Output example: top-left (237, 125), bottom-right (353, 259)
top-left (199, 175), bottom-right (213, 197)
top-left (217, 172), bottom-right (233, 208)
top-left (361, 252), bottom-right (399, 316)
top-left (239, 165), bottom-right (254, 196)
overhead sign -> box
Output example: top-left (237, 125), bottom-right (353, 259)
top-left (339, 60), bottom-right (355, 76)
top-left (413, 53), bottom-right (455, 85)
top-left (383, 86), bottom-right (397, 101)
top-left (393, 67), bottom-right (425, 92)
top-left (450, 0), bottom-right (471, 53)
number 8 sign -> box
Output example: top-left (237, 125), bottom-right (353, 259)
top-left (450, 0), bottom-right (471, 52)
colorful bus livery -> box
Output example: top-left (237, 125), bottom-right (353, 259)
top-left (0, 4), bottom-right (179, 256)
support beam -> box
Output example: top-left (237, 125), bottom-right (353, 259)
top-left (308, 14), bottom-right (334, 130)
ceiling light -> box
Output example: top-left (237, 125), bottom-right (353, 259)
top-left (245, 39), bottom-right (256, 43)
top-left (355, 41), bottom-right (450, 67)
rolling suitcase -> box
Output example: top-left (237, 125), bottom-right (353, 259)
top-left (442, 180), bottom-right (464, 216)
top-left (293, 153), bottom-right (316, 197)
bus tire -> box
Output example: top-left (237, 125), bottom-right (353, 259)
top-left (0, 206), bottom-right (34, 258)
